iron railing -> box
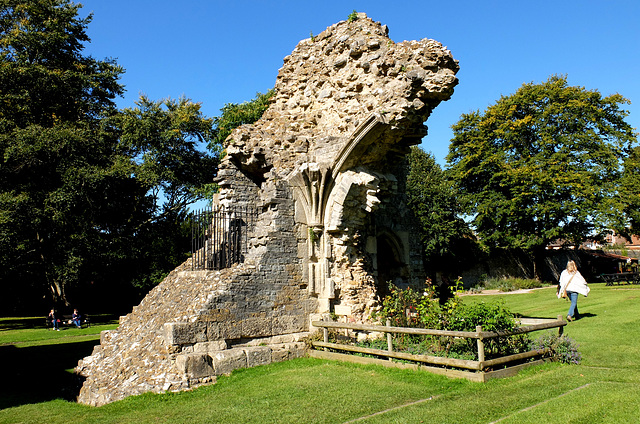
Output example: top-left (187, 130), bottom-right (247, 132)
top-left (191, 206), bottom-right (258, 270)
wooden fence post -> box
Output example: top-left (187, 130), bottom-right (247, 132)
top-left (557, 315), bottom-right (564, 336)
top-left (476, 325), bottom-right (485, 364)
top-left (386, 319), bottom-right (393, 361)
top-left (323, 327), bottom-right (328, 351)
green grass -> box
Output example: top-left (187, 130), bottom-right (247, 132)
top-left (465, 285), bottom-right (640, 370)
top-left (0, 315), bottom-right (119, 346)
top-left (1, 285), bottom-right (639, 423)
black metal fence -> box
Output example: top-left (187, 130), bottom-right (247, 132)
top-left (191, 206), bottom-right (258, 270)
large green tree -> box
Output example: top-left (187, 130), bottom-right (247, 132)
top-left (113, 96), bottom-right (218, 295)
top-left (0, 0), bottom-right (126, 310)
top-left (621, 146), bottom-right (640, 233)
top-left (405, 146), bottom-right (473, 273)
top-left (0, 0), bottom-right (219, 312)
top-left (446, 75), bottom-right (638, 278)
top-left (118, 96), bottom-right (218, 218)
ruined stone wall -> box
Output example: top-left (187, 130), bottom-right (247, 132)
top-left (76, 13), bottom-right (458, 406)
top-left (77, 178), bottom-right (314, 406)
top-left (219, 12), bottom-right (458, 316)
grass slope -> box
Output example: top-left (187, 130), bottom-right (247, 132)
top-left (0, 285), bottom-right (638, 423)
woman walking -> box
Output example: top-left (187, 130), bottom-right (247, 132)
top-left (558, 260), bottom-right (590, 321)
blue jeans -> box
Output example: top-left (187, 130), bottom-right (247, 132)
top-left (567, 291), bottom-right (579, 318)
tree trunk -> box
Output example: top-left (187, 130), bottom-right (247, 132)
top-left (532, 247), bottom-right (546, 282)
top-left (48, 280), bottom-right (70, 307)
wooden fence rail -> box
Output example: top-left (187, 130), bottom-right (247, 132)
top-left (309, 316), bottom-right (566, 382)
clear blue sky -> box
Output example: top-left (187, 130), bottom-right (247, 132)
top-left (80, 0), bottom-right (639, 165)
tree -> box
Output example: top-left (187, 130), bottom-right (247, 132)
top-left (446, 75), bottom-right (638, 279)
top-left (113, 96), bottom-right (218, 294)
top-left (210, 90), bottom-right (274, 149)
top-left (405, 146), bottom-right (474, 277)
top-left (0, 1), bottom-right (220, 312)
top-left (0, 0), bottom-right (126, 310)
top-left (118, 96), bottom-right (218, 219)
top-left (621, 146), bottom-right (640, 233)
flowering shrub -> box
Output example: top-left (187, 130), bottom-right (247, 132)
top-left (447, 300), bottom-right (530, 357)
top-left (373, 280), bottom-right (530, 359)
top-left (531, 331), bottom-right (582, 365)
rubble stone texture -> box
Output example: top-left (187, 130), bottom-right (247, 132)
top-left (76, 13), bottom-right (458, 406)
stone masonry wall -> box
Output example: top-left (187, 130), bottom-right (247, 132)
top-left (76, 13), bottom-right (458, 406)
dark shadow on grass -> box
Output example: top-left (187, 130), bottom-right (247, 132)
top-left (0, 339), bottom-right (98, 410)
top-left (518, 316), bottom-right (563, 320)
top-left (0, 316), bottom-right (49, 331)
top-left (575, 313), bottom-right (597, 320)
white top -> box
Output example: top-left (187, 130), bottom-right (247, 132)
top-left (558, 269), bottom-right (590, 298)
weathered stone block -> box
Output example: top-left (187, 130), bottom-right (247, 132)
top-left (207, 320), bottom-right (241, 340)
top-left (194, 340), bottom-right (228, 353)
top-left (241, 317), bottom-right (273, 338)
top-left (90, 344), bottom-right (103, 356)
top-left (164, 322), bottom-right (207, 345)
top-left (243, 346), bottom-right (272, 368)
top-left (212, 348), bottom-right (247, 375)
top-left (175, 353), bottom-right (214, 379)
top-left (287, 342), bottom-right (307, 359)
top-left (244, 332), bottom-right (309, 346)
top-left (334, 304), bottom-right (352, 316)
top-left (271, 346), bottom-right (291, 363)
top-left (100, 330), bottom-right (113, 344)
top-left (272, 315), bottom-right (307, 334)
top-left (271, 342), bottom-right (307, 362)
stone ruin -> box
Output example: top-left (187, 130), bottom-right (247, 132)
top-left (75, 13), bottom-right (458, 406)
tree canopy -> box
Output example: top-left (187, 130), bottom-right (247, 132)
top-left (118, 96), bottom-right (219, 218)
top-left (621, 146), bottom-right (640, 234)
top-left (0, 0), bottom-right (220, 313)
top-left (405, 146), bottom-right (473, 272)
top-left (446, 75), bottom-right (638, 276)
top-left (210, 90), bottom-right (274, 149)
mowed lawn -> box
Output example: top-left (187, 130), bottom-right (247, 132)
top-left (1, 285), bottom-right (638, 423)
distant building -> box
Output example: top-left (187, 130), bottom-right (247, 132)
top-left (604, 232), bottom-right (640, 250)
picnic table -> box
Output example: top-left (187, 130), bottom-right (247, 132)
top-left (599, 272), bottom-right (640, 286)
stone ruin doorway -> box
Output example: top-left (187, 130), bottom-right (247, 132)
top-left (375, 231), bottom-right (410, 300)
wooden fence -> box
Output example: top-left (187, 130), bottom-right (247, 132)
top-left (309, 316), bottom-right (566, 382)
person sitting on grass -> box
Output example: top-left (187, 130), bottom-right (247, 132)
top-left (72, 309), bottom-right (82, 328)
top-left (48, 309), bottom-right (60, 331)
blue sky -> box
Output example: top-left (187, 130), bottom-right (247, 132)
top-left (80, 0), bottom-right (639, 165)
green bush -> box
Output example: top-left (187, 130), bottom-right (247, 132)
top-left (447, 300), bottom-right (530, 357)
top-left (373, 281), bottom-right (529, 359)
top-left (531, 331), bottom-right (582, 365)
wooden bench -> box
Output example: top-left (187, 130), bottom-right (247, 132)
top-left (46, 314), bottom-right (91, 329)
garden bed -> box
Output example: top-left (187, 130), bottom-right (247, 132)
top-left (309, 317), bottom-right (566, 382)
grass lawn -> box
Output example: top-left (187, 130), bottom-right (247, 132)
top-left (1, 285), bottom-right (638, 423)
